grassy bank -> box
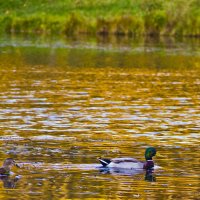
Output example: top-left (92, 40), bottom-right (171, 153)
top-left (0, 0), bottom-right (200, 37)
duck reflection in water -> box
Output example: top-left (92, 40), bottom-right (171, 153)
top-left (98, 167), bottom-right (156, 182)
top-left (0, 175), bottom-right (21, 189)
top-left (145, 169), bottom-right (156, 182)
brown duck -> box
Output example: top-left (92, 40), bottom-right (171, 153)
top-left (0, 158), bottom-right (20, 175)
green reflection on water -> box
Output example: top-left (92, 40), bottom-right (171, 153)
top-left (0, 35), bottom-right (199, 199)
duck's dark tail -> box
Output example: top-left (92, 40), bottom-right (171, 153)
top-left (98, 158), bottom-right (111, 167)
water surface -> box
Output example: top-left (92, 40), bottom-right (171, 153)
top-left (0, 35), bottom-right (199, 199)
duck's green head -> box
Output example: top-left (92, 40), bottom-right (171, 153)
top-left (145, 147), bottom-right (156, 160)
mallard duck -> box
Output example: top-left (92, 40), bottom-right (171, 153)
top-left (98, 147), bottom-right (156, 170)
top-left (0, 158), bottom-right (20, 176)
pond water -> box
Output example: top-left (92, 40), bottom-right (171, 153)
top-left (0, 35), bottom-right (199, 199)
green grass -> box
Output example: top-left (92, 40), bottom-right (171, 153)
top-left (0, 0), bottom-right (200, 36)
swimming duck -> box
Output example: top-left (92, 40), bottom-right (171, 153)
top-left (98, 147), bottom-right (156, 170)
top-left (0, 158), bottom-right (20, 176)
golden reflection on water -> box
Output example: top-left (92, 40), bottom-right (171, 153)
top-left (0, 44), bottom-right (199, 199)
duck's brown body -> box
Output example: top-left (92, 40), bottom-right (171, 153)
top-left (0, 158), bottom-right (19, 176)
top-left (0, 167), bottom-right (9, 175)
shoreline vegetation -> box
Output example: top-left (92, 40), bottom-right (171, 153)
top-left (0, 0), bottom-right (200, 37)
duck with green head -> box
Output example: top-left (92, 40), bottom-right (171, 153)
top-left (0, 158), bottom-right (20, 176)
top-left (98, 147), bottom-right (156, 170)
